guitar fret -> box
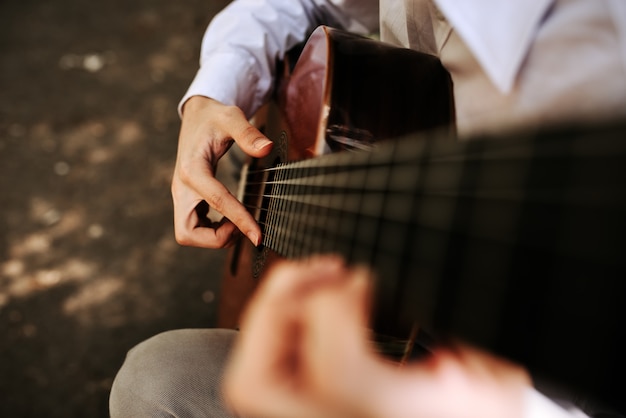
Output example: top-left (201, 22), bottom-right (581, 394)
top-left (370, 139), bottom-right (422, 333)
top-left (330, 158), bottom-right (353, 257)
top-left (275, 165), bottom-right (288, 254)
top-left (279, 164), bottom-right (292, 256)
top-left (260, 163), bottom-right (421, 192)
top-left (288, 163), bottom-right (304, 257)
top-left (347, 149), bottom-right (376, 263)
top-left (284, 165), bottom-right (302, 258)
top-left (295, 165), bottom-right (311, 256)
top-left (273, 166), bottom-right (282, 252)
top-left (266, 164), bottom-right (283, 249)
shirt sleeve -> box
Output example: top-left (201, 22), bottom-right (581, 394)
top-left (179, 0), bottom-right (379, 119)
top-left (525, 387), bottom-right (591, 418)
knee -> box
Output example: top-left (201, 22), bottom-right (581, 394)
top-left (109, 328), bottom-right (238, 418)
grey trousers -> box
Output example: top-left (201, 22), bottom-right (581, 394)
top-left (109, 328), bottom-right (239, 418)
top-left (109, 329), bottom-right (623, 418)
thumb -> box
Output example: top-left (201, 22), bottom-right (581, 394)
top-left (230, 119), bottom-right (274, 158)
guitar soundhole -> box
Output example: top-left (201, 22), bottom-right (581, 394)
top-left (252, 246), bottom-right (269, 279)
top-left (276, 131), bottom-right (288, 160)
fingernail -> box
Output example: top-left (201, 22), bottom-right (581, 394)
top-left (351, 265), bottom-right (373, 284)
top-left (248, 232), bottom-right (260, 247)
top-left (253, 138), bottom-right (272, 150)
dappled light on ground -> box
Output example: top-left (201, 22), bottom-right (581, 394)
top-left (0, 0), bottom-right (232, 416)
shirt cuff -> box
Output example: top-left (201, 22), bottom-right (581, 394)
top-left (178, 51), bottom-right (263, 119)
top-left (524, 387), bottom-right (590, 418)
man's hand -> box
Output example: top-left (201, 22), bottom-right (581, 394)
top-left (172, 96), bottom-right (273, 248)
top-left (223, 256), bottom-right (531, 418)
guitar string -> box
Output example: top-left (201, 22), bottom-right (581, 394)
top-left (241, 130), bottom-right (624, 259)
top-left (244, 132), bottom-right (623, 248)
top-left (242, 132), bottom-right (623, 220)
top-left (249, 185), bottom-right (626, 266)
top-left (243, 137), bottom-right (528, 178)
top-left (259, 188), bottom-right (446, 260)
top-left (250, 188), bottom-right (475, 261)
top-left (248, 187), bottom-right (623, 259)
top-left (240, 127), bottom-right (626, 360)
top-left (244, 128), bottom-right (623, 182)
top-left (252, 199), bottom-right (456, 259)
top-left (263, 148), bottom-right (370, 258)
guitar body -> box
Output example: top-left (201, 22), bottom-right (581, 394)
top-left (217, 26), bottom-right (455, 330)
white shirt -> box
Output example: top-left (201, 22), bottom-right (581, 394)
top-left (180, 0), bottom-right (379, 120)
top-left (180, 0), bottom-right (626, 137)
top-left (180, 1), bottom-right (626, 416)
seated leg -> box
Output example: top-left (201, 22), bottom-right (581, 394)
top-left (109, 328), bottom-right (239, 418)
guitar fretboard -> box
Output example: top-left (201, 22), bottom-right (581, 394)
top-left (242, 120), bottom-right (626, 411)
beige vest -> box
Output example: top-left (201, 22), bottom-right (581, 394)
top-left (379, 0), bottom-right (626, 138)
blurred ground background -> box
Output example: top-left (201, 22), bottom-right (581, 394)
top-left (0, 0), bottom-right (232, 416)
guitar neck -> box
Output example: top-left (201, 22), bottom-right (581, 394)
top-left (243, 119), bottom-right (626, 411)
top-left (250, 121), bottom-right (626, 266)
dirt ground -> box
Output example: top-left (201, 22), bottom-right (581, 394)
top-left (0, 1), bottom-right (233, 416)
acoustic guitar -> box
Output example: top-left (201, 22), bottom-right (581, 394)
top-left (218, 26), bottom-right (626, 412)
